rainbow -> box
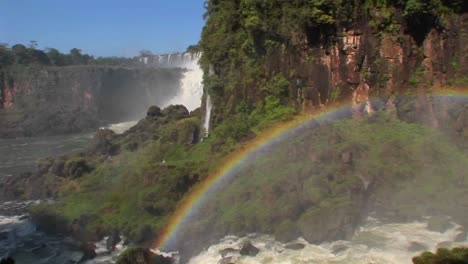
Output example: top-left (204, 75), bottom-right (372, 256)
top-left (153, 88), bottom-right (468, 251)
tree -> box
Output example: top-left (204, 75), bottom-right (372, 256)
top-left (70, 48), bottom-right (83, 65)
top-left (0, 44), bottom-right (13, 66)
top-left (28, 49), bottom-right (50, 65)
top-left (45, 48), bottom-right (65, 66)
top-left (11, 44), bottom-right (30, 64)
top-left (29, 40), bottom-right (38, 49)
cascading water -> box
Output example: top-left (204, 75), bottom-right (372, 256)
top-left (105, 52), bottom-right (205, 135)
top-left (162, 53), bottom-right (204, 112)
top-left (188, 217), bottom-right (468, 264)
top-left (203, 95), bottom-right (212, 136)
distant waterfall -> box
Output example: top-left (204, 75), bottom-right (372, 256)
top-left (203, 95), bottom-right (212, 136)
top-left (159, 53), bottom-right (204, 112)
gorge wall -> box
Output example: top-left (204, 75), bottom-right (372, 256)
top-left (200, 2), bottom-right (468, 138)
top-left (0, 66), bottom-right (184, 137)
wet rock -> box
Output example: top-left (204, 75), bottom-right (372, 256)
top-left (427, 216), bottom-right (452, 233)
top-left (153, 254), bottom-right (174, 264)
top-left (218, 256), bottom-right (236, 264)
top-left (331, 244), bottom-right (349, 255)
top-left (147, 106), bottom-right (162, 117)
top-left (219, 248), bottom-right (238, 257)
top-left (239, 241), bottom-right (259, 257)
top-left (80, 242), bottom-right (97, 260)
top-left (117, 247), bottom-right (173, 264)
top-left (106, 229), bottom-right (121, 251)
top-left (408, 242), bottom-right (428, 252)
top-left (284, 243), bottom-right (305, 250)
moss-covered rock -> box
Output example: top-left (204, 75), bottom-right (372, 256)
top-left (412, 247), bottom-right (468, 264)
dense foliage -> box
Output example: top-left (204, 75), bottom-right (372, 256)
top-left (199, 0), bottom-right (466, 122)
top-left (413, 247), bottom-right (468, 264)
top-left (0, 42), bottom-right (137, 67)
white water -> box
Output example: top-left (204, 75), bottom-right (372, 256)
top-left (162, 53), bottom-right (204, 112)
top-left (188, 218), bottom-right (468, 264)
top-left (82, 236), bottom-right (128, 264)
top-left (106, 121), bottom-right (139, 134)
top-left (203, 95), bottom-right (212, 136)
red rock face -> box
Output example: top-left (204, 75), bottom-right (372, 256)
top-left (2, 82), bottom-right (17, 109)
top-left (290, 14), bottom-right (468, 116)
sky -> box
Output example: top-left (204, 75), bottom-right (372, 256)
top-left (0, 0), bottom-right (205, 57)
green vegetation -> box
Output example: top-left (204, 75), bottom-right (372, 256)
top-left (27, 102), bottom-right (295, 240)
top-left (448, 58), bottom-right (468, 87)
top-left (178, 113), bottom-right (468, 244)
top-left (409, 66), bottom-right (426, 87)
top-left (413, 247), bottom-right (468, 264)
top-left (10, 0), bottom-right (465, 257)
top-left (0, 42), bottom-right (137, 68)
top-left (199, 0), bottom-right (464, 119)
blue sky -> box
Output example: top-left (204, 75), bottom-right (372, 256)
top-left (0, 0), bottom-right (205, 57)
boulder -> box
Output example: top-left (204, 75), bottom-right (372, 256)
top-left (219, 248), bottom-right (238, 258)
top-left (147, 106), bottom-right (162, 117)
top-left (239, 241), bottom-right (259, 257)
top-left (331, 244), bottom-right (349, 255)
top-left (80, 242), bottom-right (97, 260)
top-left (218, 256), bottom-right (236, 264)
top-left (284, 243), bottom-right (305, 250)
top-left (106, 229), bottom-right (121, 251)
top-left (162, 105), bottom-right (189, 120)
top-left (117, 247), bottom-right (173, 264)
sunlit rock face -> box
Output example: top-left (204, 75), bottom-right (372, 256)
top-left (207, 13), bottom-right (468, 129)
top-left (0, 66), bottom-right (184, 138)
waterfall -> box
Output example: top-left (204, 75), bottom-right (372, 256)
top-left (161, 52), bottom-right (203, 112)
top-left (137, 52), bottom-right (204, 112)
top-left (203, 95), bottom-right (212, 136)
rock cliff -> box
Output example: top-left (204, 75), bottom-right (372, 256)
top-left (0, 66), bottom-right (183, 137)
